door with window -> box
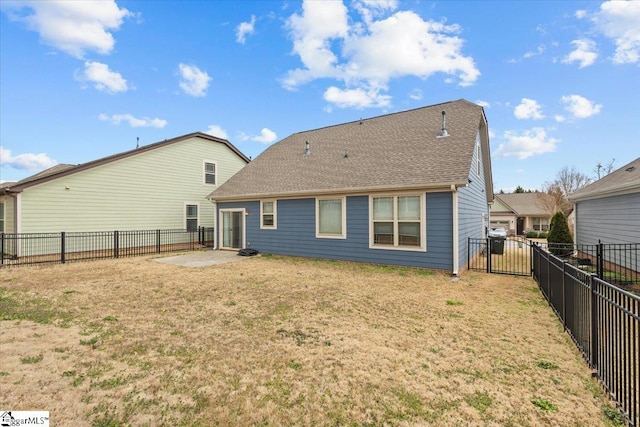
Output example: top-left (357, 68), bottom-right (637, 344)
top-left (220, 209), bottom-right (245, 249)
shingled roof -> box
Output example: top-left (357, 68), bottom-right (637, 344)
top-left (569, 157), bottom-right (640, 201)
top-left (493, 193), bottom-right (549, 216)
top-left (209, 99), bottom-right (491, 201)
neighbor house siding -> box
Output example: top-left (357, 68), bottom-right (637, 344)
top-left (575, 192), bottom-right (640, 245)
top-left (3, 196), bottom-right (16, 233)
top-left (457, 137), bottom-right (489, 270)
top-left (218, 192), bottom-right (453, 270)
top-left (17, 137), bottom-right (247, 233)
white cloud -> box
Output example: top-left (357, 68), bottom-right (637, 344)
top-left (561, 95), bottom-right (602, 119)
top-left (205, 125), bottom-right (228, 140)
top-left (475, 100), bottom-right (490, 108)
top-left (554, 115), bottom-right (566, 123)
top-left (282, 1), bottom-right (479, 108)
top-left (0, 146), bottom-right (57, 170)
top-left (514, 98), bottom-right (545, 120)
top-left (1, 0), bottom-right (132, 58)
top-left (523, 45), bottom-right (545, 59)
top-left (494, 128), bottom-right (559, 160)
top-left (408, 88), bottom-right (422, 101)
top-left (251, 128), bottom-right (277, 144)
top-left (178, 63), bottom-right (211, 97)
top-left (98, 113), bottom-right (167, 128)
top-left (324, 86), bottom-right (391, 109)
top-left (575, 10), bottom-right (587, 19)
top-left (76, 61), bottom-right (128, 93)
top-left (562, 39), bottom-right (598, 68)
top-left (236, 15), bottom-right (256, 44)
top-left (593, 0), bottom-right (640, 64)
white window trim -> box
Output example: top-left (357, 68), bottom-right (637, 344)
top-left (260, 199), bottom-right (277, 230)
top-left (315, 196), bottom-right (347, 239)
top-left (203, 160), bottom-right (217, 185)
top-left (184, 202), bottom-right (200, 231)
top-left (369, 193), bottom-right (426, 252)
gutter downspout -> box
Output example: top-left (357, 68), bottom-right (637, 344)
top-left (451, 184), bottom-right (459, 276)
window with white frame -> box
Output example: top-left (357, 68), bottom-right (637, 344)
top-left (186, 204), bottom-right (198, 231)
top-left (316, 197), bottom-right (346, 238)
top-left (532, 217), bottom-right (549, 231)
top-left (204, 161), bottom-right (216, 185)
top-left (371, 194), bottom-right (424, 249)
top-left (261, 200), bottom-right (277, 229)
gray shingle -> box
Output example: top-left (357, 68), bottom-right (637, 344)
top-left (210, 99), bottom-right (487, 200)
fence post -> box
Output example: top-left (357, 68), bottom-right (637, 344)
top-left (486, 237), bottom-right (490, 273)
top-left (156, 230), bottom-right (161, 253)
top-left (61, 231), bottom-right (66, 264)
top-left (562, 261), bottom-right (567, 331)
top-left (590, 275), bottom-right (598, 371)
top-left (1, 233), bottom-right (4, 265)
top-left (597, 240), bottom-right (604, 279)
top-left (114, 231), bottom-right (119, 259)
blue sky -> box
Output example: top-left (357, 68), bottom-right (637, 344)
top-left (1, 0), bottom-right (638, 192)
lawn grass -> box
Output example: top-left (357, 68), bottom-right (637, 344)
top-left (0, 254), bottom-right (621, 426)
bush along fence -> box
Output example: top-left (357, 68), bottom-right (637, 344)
top-left (1, 227), bottom-right (215, 267)
top-left (533, 243), bottom-right (639, 427)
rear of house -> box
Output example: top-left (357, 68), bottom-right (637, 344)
top-left (209, 100), bottom-right (493, 275)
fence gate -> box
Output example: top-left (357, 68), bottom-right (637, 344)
top-left (468, 237), bottom-right (532, 276)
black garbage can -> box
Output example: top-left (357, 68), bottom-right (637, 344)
top-left (490, 236), bottom-right (505, 255)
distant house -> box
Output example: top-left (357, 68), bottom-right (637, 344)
top-left (208, 99), bottom-right (493, 275)
top-left (0, 132), bottom-right (249, 236)
top-left (569, 157), bottom-right (640, 245)
top-left (490, 193), bottom-right (552, 236)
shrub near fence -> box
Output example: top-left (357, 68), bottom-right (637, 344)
top-left (533, 244), bottom-right (639, 427)
top-left (1, 227), bottom-right (215, 267)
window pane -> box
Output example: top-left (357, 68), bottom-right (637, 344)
top-left (186, 218), bottom-right (198, 231)
top-left (398, 196), bottom-right (420, 220)
top-left (373, 222), bottom-right (394, 245)
top-left (319, 199), bottom-right (342, 234)
top-left (205, 163), bottom-right (215, 173)
top-left (398, 222), bottom-right (420, 246)
top-left (186, 205), bottom-right (198, 217)
top-left (263, 214), bottom-right (274, 227)
top-left (262, 201), bottom-right (273, 214)
top-left (373, 197), bottom-right (393, 220)
top-left (205, 174), bottom-right (216, 184)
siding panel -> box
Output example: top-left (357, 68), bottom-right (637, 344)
top-left (219, 192), bottom-right (454, 271)
top-left (575, 192), bottom-right (640, 245)
top-left (19, 137), bottom-right (247, 233)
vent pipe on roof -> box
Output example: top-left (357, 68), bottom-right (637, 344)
top-left (437, 111), bottom-right (449, 138)
top-left (136, 136), bottom-right (139, 148)
top-left (304, 141), bottom-right (310, 156)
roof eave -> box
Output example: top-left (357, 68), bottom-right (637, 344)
top-left (569, 182), bottom-right (640, 202)
top-left (208, 181), bottom-right (467, 202)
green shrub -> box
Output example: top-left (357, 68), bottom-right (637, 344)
top-left (525, 230), bottom-right (538, 238)
top-left (547, 211), bottom-right (573, 257)
top-left (538, 232), bottom-right (548, 239)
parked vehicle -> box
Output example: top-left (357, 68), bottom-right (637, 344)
top-left (489, 227), bottom-right (507, 238)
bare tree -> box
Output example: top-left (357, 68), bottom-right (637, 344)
top-left (555, 166), bottom-right (592, 197)
top-left (537, 166), bottom-right (591, 216)
top-left (594, 158), bottom-right (616, 180)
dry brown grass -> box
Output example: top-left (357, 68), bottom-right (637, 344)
top-left (0, 254), bottom-right (620, 426)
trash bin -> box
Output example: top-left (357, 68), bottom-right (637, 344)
top-left (489, 236), bottom-right (505, 255)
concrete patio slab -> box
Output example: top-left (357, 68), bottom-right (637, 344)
top-left (152, 250), bottom-right (254, 267)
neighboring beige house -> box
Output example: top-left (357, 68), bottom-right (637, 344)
top-left (490, 192), bottom-right (552, 235)
top-left (0, 132), bottom-right (249, 235)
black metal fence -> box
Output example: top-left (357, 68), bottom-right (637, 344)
top-left (467, 237), bottom-right (532, 276)
top-left (547, 242), bottom-right (639, 288)
top-left (533, 244), bottom-right (639, 427)
top-left (1, 227), bottom-right (215, 267)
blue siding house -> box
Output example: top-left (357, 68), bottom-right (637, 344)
top-left (208, 100), bottom-right (494, 275)
top-left (569, 157), bottom-right (640, 246)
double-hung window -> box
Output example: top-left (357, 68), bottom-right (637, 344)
top-left (204, 161), bottom-right (216, 185)
top-left (186, 204), bottom-right (198, 231)
top-left (371, 194), bottom-right (424, 250)
top-left (261, 200), bottom-right (277, 229)
top-left (316, 197), bottom-right (346, 238)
